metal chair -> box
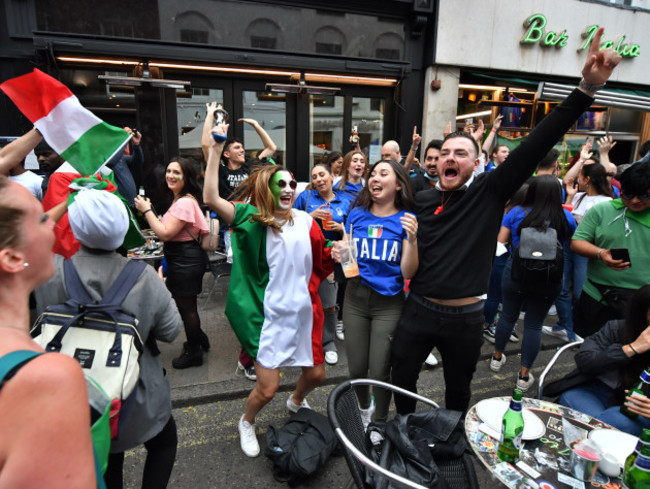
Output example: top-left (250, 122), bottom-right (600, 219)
top-left (327, 379), bottom-right (479, 489)
top-left (202, 252), bottom-right (231, 309)
top-left (537, 339), bottom-right (584, 400)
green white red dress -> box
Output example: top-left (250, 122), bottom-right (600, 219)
top-left (226, 203), bottom-right (333, 369)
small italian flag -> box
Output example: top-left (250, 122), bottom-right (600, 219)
top-left (368, 225), bottom-right (383, 238)
top-left (0, 69), bottom-right (130, 176)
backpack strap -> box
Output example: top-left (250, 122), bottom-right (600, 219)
top-left (63, 259), bottom-right (93, 303)
top-left (0, 350), bottom-right (43, 386)
top-left (98, 261), bottom-right (146, 307)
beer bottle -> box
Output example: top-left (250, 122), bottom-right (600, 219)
top-left (624, 429), bottom-right (650, 485)
top-left (621, 366), bottom-right (650, 420)
top-left (497, 388), bottom-right (525, 463)
top-left (624, 439), bottom-right (650, 488)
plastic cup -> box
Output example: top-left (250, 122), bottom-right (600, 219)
top-left (338, 240), bottom-right (359, 278)
top-left (322, 210), bottom-right (334, 230)
top-left (570, 446), bottom-right (601, 481)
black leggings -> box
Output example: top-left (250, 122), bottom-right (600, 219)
top-left (173, 295), bottom-right (202, 347)
top-left (104, 415), bottom-right (178, 489)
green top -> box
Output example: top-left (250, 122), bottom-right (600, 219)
top-left (572, 200), bottom-right (650, 301)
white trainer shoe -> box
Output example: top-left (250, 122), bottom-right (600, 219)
top-left (359, 397), bottom-right (376, 430)
top-left (336, 321), bottom-right (344, 341)
top-left (517, 372), bottom-right (535, 392)
top-left (238, 416), bottom-right (260, 457)
top-left (425, 352), bottom-right (439, 367)
top-left (325, 351), bottom-right (339, 365)
top-left (490, 354), bottom-right (506, 372)
top-left (287, 395), bottom-right (311, 414)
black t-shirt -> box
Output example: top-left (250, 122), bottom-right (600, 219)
top-left (219, 161), bottom-right (251, 201)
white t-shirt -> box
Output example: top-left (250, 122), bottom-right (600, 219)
top-left (571, 192), bottom-right (612, 224)
top-left (10, 171), bottom-right (43, 201)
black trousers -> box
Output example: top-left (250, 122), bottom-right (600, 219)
top-left (573, 291), bottom-right (621, 338)
top-left (390, 294), bottom-right (484, 415)
top-left (104, 415), bottom-right (178, 489)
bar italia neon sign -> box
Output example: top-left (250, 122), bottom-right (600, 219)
top-left (520, 13), bottom-right (640, 58)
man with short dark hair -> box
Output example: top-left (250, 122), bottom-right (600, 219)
top-left (409, 139), bottom-right (443, 193)
top-left (390, 30), bottom-right (621, 414)
top-left (34, 140), bottom-right (64, 195)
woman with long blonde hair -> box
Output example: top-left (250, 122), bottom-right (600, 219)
top-left (204, 124), bottom-right (333, 459)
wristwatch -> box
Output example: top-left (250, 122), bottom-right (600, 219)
top-left (578, 78), bottom-right (605, 95)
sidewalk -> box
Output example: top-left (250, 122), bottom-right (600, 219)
top-left (164, 273), bottom-right (571, 408)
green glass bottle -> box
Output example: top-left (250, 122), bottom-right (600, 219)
top-left (624, 440), bottom-right (650, 488)
top-left (625, 429), bottom-right (650, 477)
top-left (497, 388), bottom-right (525, 463)
top-left (621, 367), bottom-right (650, 420)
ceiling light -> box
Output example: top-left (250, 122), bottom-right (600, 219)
top-left (538, 82), bottom-right (650, 111)
top-left (456, 110), bottom-right (492, 121)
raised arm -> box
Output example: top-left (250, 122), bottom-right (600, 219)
top-left (0, 128), bottom-right (42, 175)
top-left (201, 102), bottom-right (218, 163)
top-left (204, 124), bottom-right (236, 225)
top-left (239, 118), bottom-right (276, 159)
top-left (563, 140), bottom-right (592, 187)
top-left (597, 135), bottom-right (618, 174)
top-left (482, 114), bottom-right (503, 154)
top-left (404, 126), bottom-right (422, 171)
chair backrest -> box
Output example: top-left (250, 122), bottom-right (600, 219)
top-left (327, 379), bottom-right (479, 489)
top-left (538, 339), bottom-right (584, 400)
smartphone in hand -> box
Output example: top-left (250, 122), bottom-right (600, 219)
top-left (610, 248), bottom-right (631, 265)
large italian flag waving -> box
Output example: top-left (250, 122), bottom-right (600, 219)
top-left (0, 69), bottom-right (130, 176)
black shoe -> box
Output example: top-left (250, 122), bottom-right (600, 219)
top-left (172, 342), bottom-right (203, 369)
top-left (199, 330), bottom-right (211, 352)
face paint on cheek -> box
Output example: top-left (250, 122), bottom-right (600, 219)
top-left (270, 171), bottom-right (294, 210)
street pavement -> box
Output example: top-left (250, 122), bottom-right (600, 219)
top-left (121, 273), bottom-right (579, 488)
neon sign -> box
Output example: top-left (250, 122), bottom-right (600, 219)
top-left (520, 14), bottom-right (640, 58)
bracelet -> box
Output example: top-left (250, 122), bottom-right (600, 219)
top-left (629, 343), bottom-right (640, 355)
top-left (144, 208), bottom-right (153, 215)
top-left (411, 146), bottom-right (418, 152)
top-left (490, 129), bottom-right (497, 134)
top-left (597, 248), bottom-right (605, 261)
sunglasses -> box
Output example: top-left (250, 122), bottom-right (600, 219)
top-left (277, 179), bottom-right (297, 190)
top-left (621, 191), bottom-right (650, 201)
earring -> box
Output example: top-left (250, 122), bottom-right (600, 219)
top-left (23, 262), bottom-right (29, 268)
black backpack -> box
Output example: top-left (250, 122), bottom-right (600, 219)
top-left (511, 223), bottom-right (564, 293)
top-left (265, 408), bottom-right (340, 484)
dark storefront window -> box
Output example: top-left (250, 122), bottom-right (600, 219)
top-left (34, 0), bottom-right (405, 61)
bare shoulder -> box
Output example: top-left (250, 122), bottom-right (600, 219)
top-left (7, 352), bottom-right (86, 395)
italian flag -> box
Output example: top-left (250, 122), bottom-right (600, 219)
top-left (43, 167), bottom-right (145, 258)
top-left (226, 204), bottom-right (333, 368)
top-left (0, 69), bottom-right (130, 176)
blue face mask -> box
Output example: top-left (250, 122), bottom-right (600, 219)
top-left (423, 172), bottom-right (439, 182)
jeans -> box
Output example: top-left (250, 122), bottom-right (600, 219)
top-left (391, 294), bottom-right (484, 414)
top-left (494, 258), bottom-right (560, 369)
top-left (343, 278), bottom-right (404, 421)
top-left (319, 276), bottom-right (338, 353)
top-left (484, 253), bottom-right (509, 325)
top-left (559, 381), bottom-right (650, 436)
top-left (553, 244), bottom-right (577, 341)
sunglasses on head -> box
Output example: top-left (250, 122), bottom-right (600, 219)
top-left (277, 179), bottom-right (297, 190)
top-left (621, 191), bottom-right (650, 201)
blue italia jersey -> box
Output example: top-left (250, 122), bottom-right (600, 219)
top-left (293, 189), bottom-right (351, 240)
top-left (345, 207), bottom-right (407, 296)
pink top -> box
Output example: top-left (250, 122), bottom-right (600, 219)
top-left (162, 196), bottom-right (209, 242)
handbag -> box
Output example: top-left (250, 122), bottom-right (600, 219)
top-left (588, 279), bottom-right (635, 317)
top-left (192, 213), bottom-right (219, 252)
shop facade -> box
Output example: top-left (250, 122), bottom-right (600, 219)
top-left (0, 0), bottom-right (436, 182)
top-left (424, 0), bottom-right (650, 164)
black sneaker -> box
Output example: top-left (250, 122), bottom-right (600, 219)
top-left (237, 361), bottom-right (257, 381)
top-left (483, 325), bottom-right (496, 344)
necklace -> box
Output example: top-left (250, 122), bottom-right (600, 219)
top-left (434, 191), bottom-right (453, 215)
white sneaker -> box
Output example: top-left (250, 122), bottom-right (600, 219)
top-left (287, 395), bottom-right (311, 414)
top-left (336, 321), bottom-right (344, 341)
top-left (359, 397), bottom-right (376, 430)
top-left (325, 351), bottom-right (338, 365)
top-left (238, 416), bottom-right (260, 457)
top-left (517, 372), bottom-right (535, 393)
top-left (509, 329), bottom-right (520, 343)
top-left (425, 352), bottom-right (439, 367)
top-left (490, 354), bottom-right (506, 372)
top-left (541, 326), bottom-right (570, 343)
top-left (547, 305), bottom-right (557, 316)
top-left (519, 311), bottom-right (526, 320)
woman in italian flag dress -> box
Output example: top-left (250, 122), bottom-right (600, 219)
top-left (204, 124), bottom-right (333, 458)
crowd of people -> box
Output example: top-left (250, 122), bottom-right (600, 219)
top-left (2, 26), bottom-right (650, 487)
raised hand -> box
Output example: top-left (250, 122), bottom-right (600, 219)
top-left (581, 27), bottom-right (622, 86)
top-left (443, 121), bottom-right (453, 138)
top-left (412, 126), bottom-right (422, 149)
top-left (210, 123), bottom-right (230, 147)
top-left (493, 114), bottom-right (504, 131)
top-left (597, 135), bottom-right (617, 154)
top-left (400, 212), bottom-right (418, 243)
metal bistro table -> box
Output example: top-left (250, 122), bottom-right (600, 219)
top-left (127, 235), bottom-right (163, 268)
top-left (465, 397), bottom-right (628, 489)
